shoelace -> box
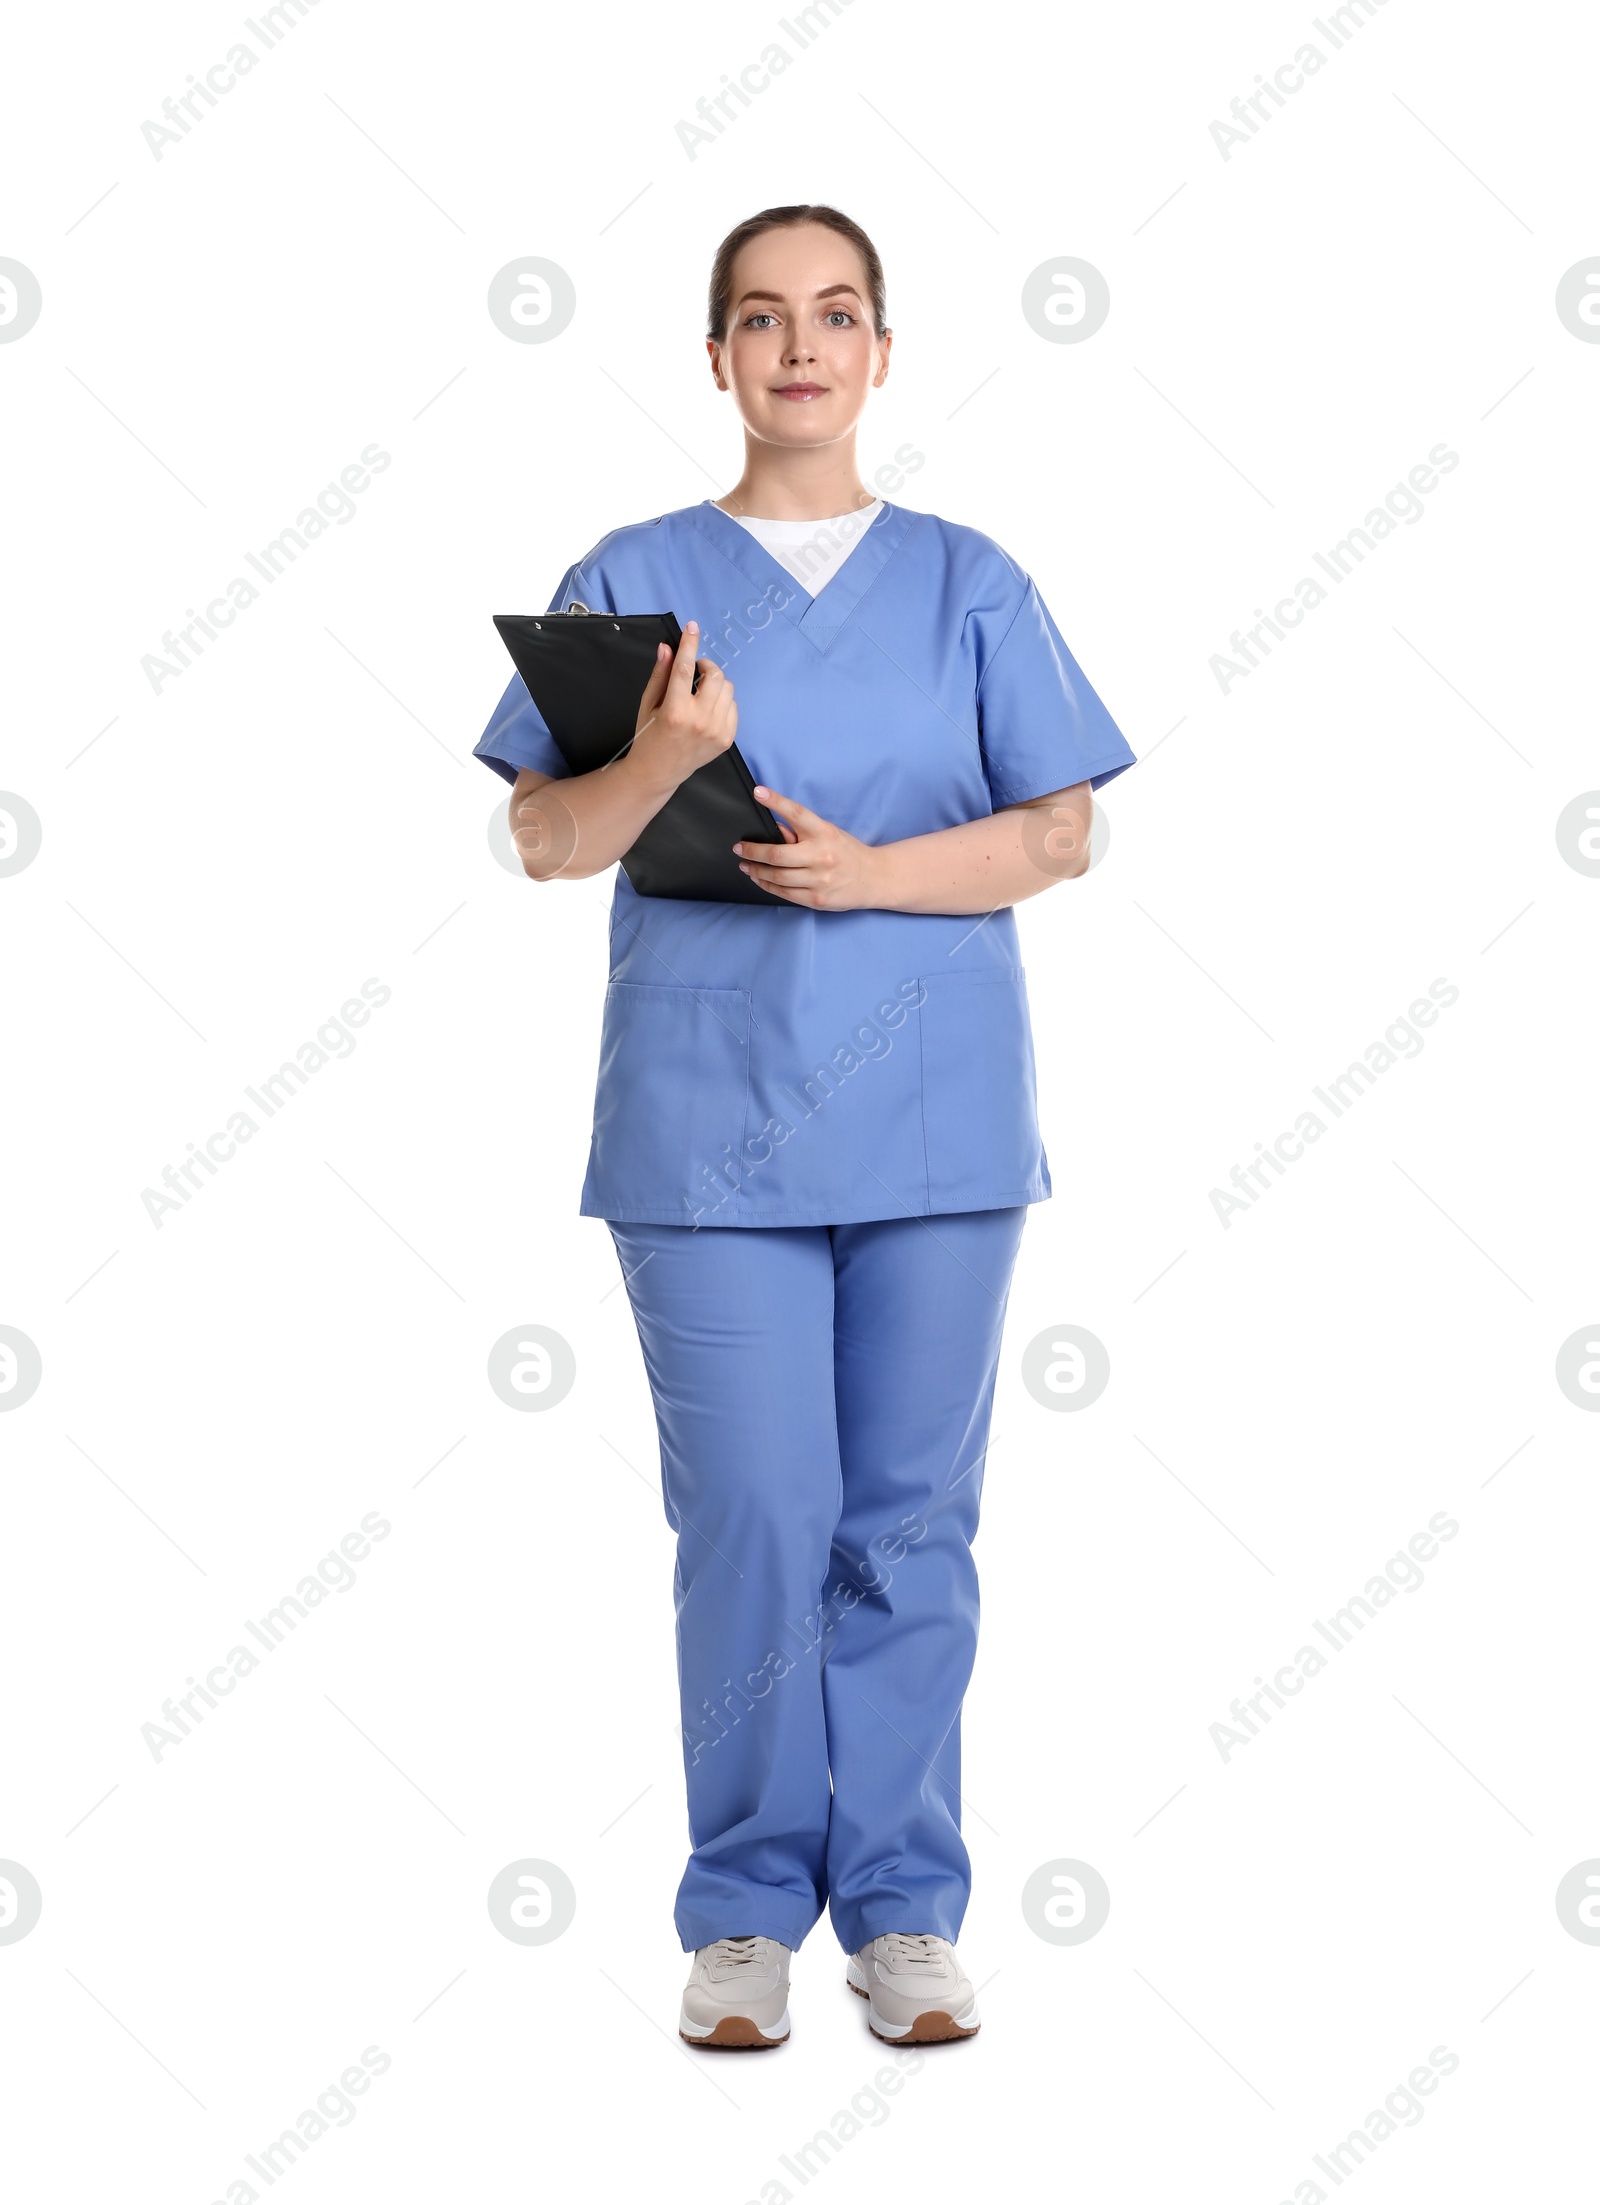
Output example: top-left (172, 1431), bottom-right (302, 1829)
top-left (705, 1935), bottom-right (771, 1981)
top-left (878, 1933), bottom-right (946, 1972)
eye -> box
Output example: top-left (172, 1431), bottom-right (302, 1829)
top-left (744, 311), bottom-right (778, 329)
top-left (824, 309), bottom-right (856, 327)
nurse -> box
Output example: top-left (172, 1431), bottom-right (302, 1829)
top-left (474, 204), bottom-right (1136, 2049)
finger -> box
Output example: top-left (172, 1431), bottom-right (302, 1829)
top-left (741, 865), bottom-right (820, 886)
top-left (708, 681), bottom-right (739, 740)
top-left (734, 838), bottom-right (809, 867)
top-left (736, 859), bottom-right (815, 895)
top-left (738, 857), bottom-right (828, 889)
top-left (752, 785), bottom-right (816, 831)
top-left (636, 641), bottom-right (672, 715)
top-left (738, 864), bottom-right (804, 897)
top-left (669, 622), bottom-right (701, 692)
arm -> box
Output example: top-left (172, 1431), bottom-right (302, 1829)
top-left (732, 782), bottom-right (1094, 916)
top-left (509, 622), bottom-right (738, 881)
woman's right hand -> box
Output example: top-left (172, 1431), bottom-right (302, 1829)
top-left (629, 621), bottom-right (737, 794)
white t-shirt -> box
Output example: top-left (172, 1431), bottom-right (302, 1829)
top-left (726, 500), bottom-right (884, 594)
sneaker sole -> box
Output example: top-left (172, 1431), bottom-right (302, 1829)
top-left (678, 2014), bottom-right (789, 2050)
top-left (846, 1980), bottom-right (980, 2042)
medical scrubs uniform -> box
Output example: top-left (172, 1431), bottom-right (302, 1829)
top-left (475, 499), bottom-right (1135, 1953)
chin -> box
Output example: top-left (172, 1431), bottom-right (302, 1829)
top-left (760, 406), bottom-right (847, 441)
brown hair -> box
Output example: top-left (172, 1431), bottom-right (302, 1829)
top-left (707, 204), bottom-right (887, 343)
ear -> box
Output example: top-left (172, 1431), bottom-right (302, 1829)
top-left (706, 337), bottom-right (730, 392)
top-left (872, 329), bottom-right (893, 389)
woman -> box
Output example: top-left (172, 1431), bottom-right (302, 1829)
top-left (474, 205), bottom-right (1136, 2049)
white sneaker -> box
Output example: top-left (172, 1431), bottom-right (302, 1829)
top-left (847, 1933), bottom-right (980, 2043)
top-left (679, 1935), bottom-right (792, 2049)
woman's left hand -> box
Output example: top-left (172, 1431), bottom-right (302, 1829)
top-left (734, 788), bottom-right (885, 910)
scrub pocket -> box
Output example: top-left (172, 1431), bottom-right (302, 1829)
top-left (584, 982), bottom-right (751, 1219)
top-left (917, 967), bottom-right (1045, 1210)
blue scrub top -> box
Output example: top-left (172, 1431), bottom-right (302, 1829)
top-left (474, 500), bottom-right (1136, 1228)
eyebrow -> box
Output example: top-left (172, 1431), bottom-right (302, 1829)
top-left (734, 284), bottom-right (865, 309)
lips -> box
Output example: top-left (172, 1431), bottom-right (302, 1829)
top-left (774, 383), bottom-right (826, 399)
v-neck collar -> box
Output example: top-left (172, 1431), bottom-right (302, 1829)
top-left (682, 497), bottom-right (917, 652)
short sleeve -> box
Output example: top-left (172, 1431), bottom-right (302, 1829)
top-left (471, 559), bottom-right (607, 786)
top-left (973, 578), bottom-right (1136, 806)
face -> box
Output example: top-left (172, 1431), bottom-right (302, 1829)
top-left (708, 222), bottom-right (890, 449)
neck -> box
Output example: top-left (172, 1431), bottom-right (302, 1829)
top-left (716, 435), bottom-right (875, 521)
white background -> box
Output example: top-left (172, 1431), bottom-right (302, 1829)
top-left (3, 0), bottom-right (1598, 2197)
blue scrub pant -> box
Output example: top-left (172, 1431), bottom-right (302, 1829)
top-left (606, 1206), bottom-right (1028, 1956)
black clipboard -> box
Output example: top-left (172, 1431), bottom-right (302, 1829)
top-left (492, 607), bottom-right (791, 905)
